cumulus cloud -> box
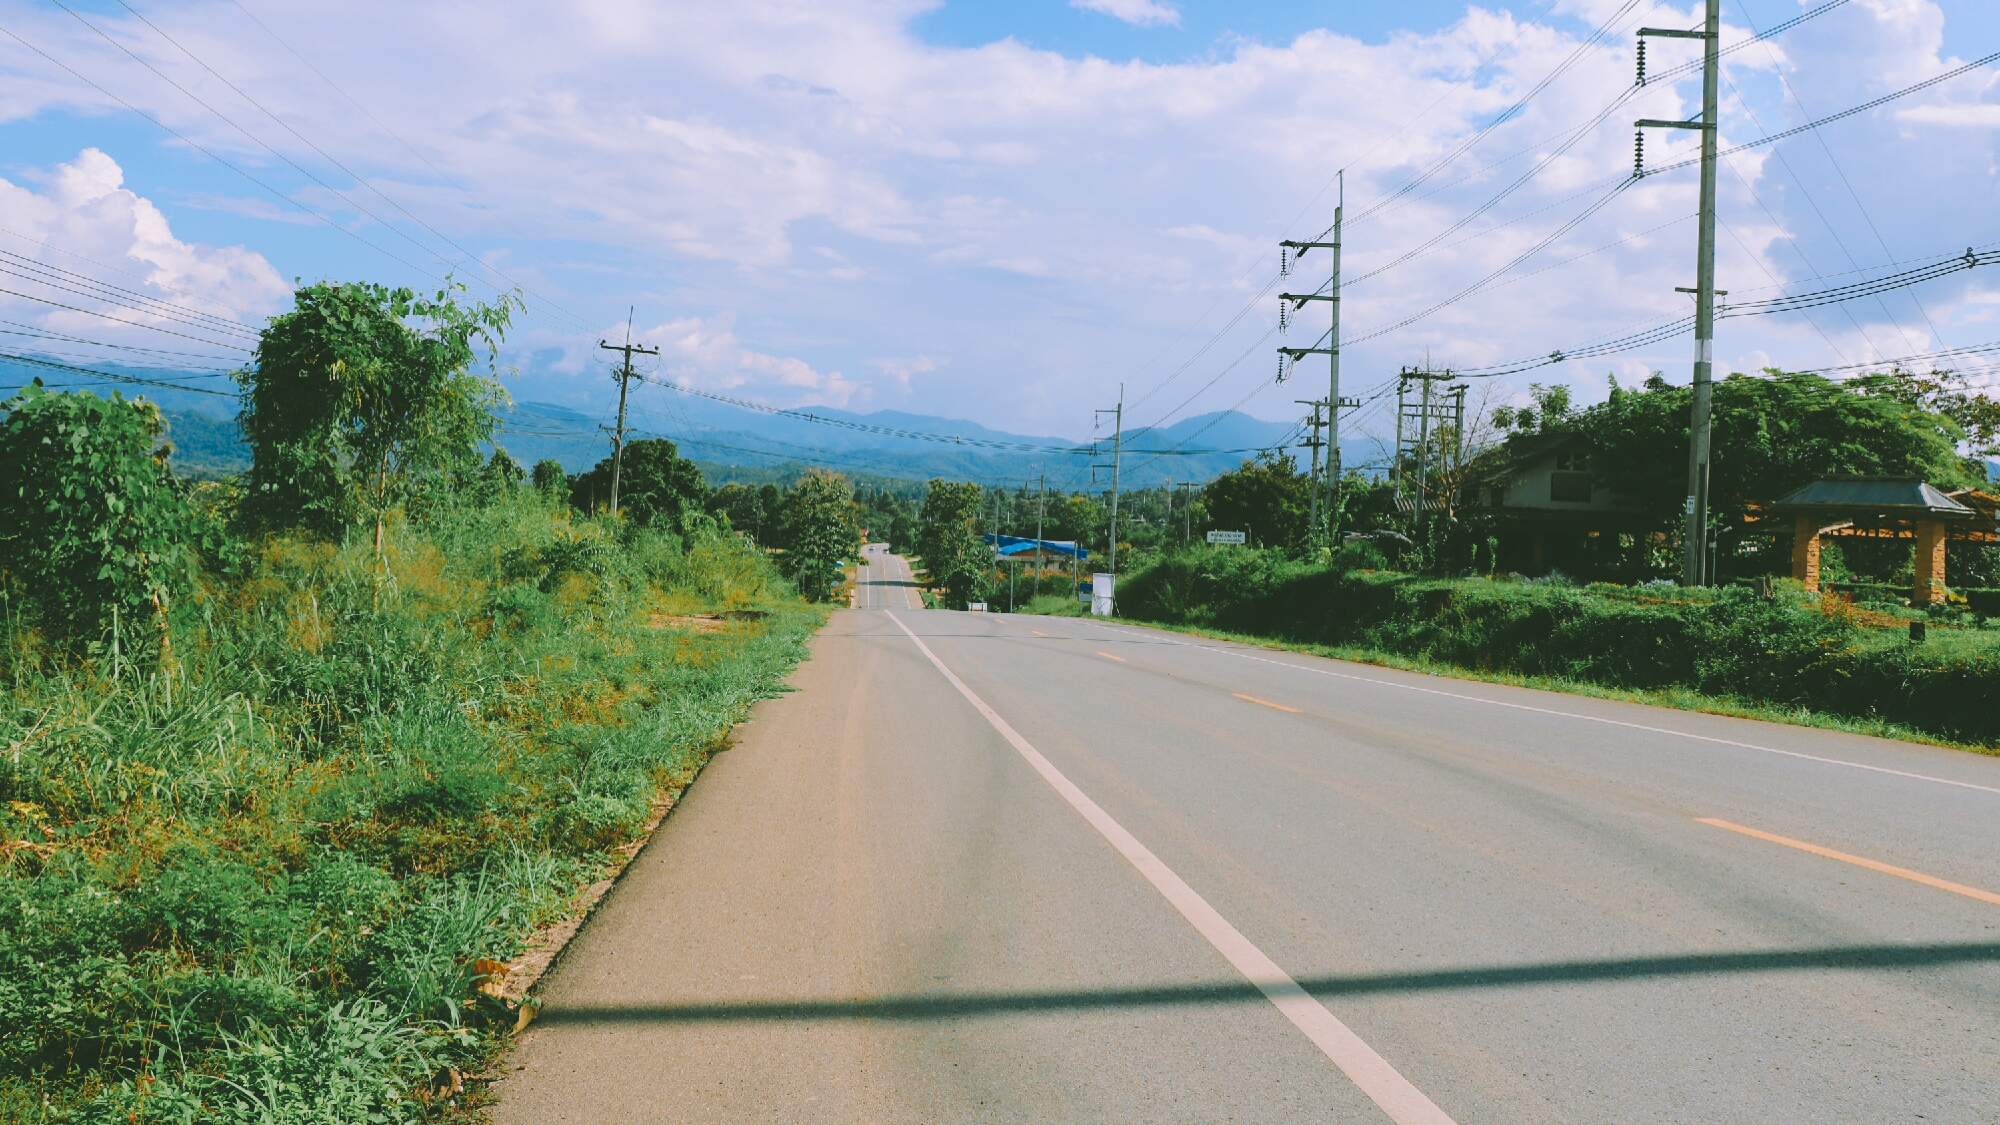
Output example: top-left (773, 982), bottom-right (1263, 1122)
top-left (0, 1), bottom-right (1990, 428)
top-left (0, 148), bottom-right (286, 367)
top-left (1071, 0), bottom-right (1182, 29)
top-left (641, 313), bottom-right (858, 408)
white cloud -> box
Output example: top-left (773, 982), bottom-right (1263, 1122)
top-left (1070, 0), bottom-right (1182, 29)
top-left (0, 1), bottom-right (1990, 433)
top-left (641, 313), bottom-right (858, 407)
top-left (0, 148), bottom-right (286, 366)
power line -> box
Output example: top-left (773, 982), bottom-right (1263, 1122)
top-left (224, 0), bottom-right (601, 332)
top-left (0, 350), bottom-right (234, 396)
top-left (0, 18), bottom-right (476, 311)
top-left (0, 284), bottom-right (254, 350)
top-left (1641, 49), bottom-right (2000, 179)
top-left (105, 0), bottom-right (596, 336)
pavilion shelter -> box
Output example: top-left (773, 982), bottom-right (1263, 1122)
top-left (1770, 478), bottom-right (1998, 602)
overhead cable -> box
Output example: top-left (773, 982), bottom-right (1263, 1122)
top-left (105, 0), bottom-right (597, 335)
top-left (0, 350), bottom-right (235, 396)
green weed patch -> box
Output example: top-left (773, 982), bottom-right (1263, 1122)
top-left (0, 492), bottom-right (821, 1122)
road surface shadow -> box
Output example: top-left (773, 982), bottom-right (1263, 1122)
top-left (535, 941), bottom-right (1999, 1026)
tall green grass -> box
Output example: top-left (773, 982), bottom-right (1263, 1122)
top-left (0, 490), bottom-right (819, 1122)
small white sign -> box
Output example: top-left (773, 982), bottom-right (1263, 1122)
top-left (967, 602), bottom-right (987, 612)
top-left (1206, 530), bottom-right (1247, 545)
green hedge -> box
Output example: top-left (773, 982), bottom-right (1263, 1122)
top-left (1115, 547), bottom-right (2000, 745)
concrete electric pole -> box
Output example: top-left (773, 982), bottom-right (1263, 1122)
top-left (1095, 392), bottom-right (1123, 574)
top-left (1280, 173), bottom-right (1357, 546)
top-left (1636, 0), bottom-right (1722, 585)
top-left (598, 321), bottom-right (659, 517)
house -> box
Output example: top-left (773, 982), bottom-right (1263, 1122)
top-left (1469, 432), bottom-right (1653, 578)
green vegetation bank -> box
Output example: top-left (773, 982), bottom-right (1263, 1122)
top-left (0, 281), bottom-right (862, 1122)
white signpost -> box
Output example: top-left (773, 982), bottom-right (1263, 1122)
top-left (1090, 572), bottom-right (1115, 616)
top-left (1206, 530), bottom-right (1247, 545)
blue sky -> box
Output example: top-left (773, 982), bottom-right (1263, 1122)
top-left (0, 0), bottom-right (1995, 465)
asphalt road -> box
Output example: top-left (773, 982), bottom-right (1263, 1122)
top-left (852, 542), bottom-right (923, 610)
top-left (494, 564), bottom-right (2000, 1124)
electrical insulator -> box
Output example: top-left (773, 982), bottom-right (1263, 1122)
top-left (1280, 247), bottom-right (1291, 277)
top-left (1279, 302), bottom-right (1290, 333)
top-left (1276, 354), bottom-right (1292, 384)
top-left (1636, 39), bottom-right (1646, 86)
top-left (1633, 130), bottom-right (1644, 179)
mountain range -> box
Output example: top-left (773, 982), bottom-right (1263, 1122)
top-left (0, 356), bottom-right (1305, 488)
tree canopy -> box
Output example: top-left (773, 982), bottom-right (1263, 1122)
top-left (916, 479), bottom-right (987, 608)
top-left (569, 438), bottom-right (706, 528)
top-left (237, 280), bottom-right (516, 534)
top-left (778, 470), bottom-right (858, 601)
top-left (1573, 369), bottom-right (1977, 533)
top-left (1200, 451), bottom-right (1310, 549)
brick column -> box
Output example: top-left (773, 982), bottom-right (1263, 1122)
top-left (1791, 514), bottom-right (1822, 592)
top-left (1914, 519), bottom-right (1947, 603)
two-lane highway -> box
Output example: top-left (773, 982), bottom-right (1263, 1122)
top-left (496, 570), bottom-right (1999, 1123)
top-left (852, 541), bottom-right (924, 609)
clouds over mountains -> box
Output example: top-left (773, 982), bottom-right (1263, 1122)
top-left (0, 0), bottom-right (1992, 437)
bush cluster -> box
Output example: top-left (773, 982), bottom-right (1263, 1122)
top-left (1114, 546), bottom-right (2000, 745)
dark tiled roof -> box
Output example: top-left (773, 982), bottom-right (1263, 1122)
top-left (1770, 477), bottom-right (1976, 519)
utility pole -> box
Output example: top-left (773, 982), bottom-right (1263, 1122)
top-left (598, 314), bottom-right (659, 517)
top-left (1636, 0), bottom-right (1721, 585)
top-left (1095, 390), bottom-right (1124, 573)
top-left (1296, 398), bottom-right (1328, 534)
top-left (1183, 481), bottom-right (1193, 544)
top-left (1279, 173), bottom-right (1357, 546)
top-left (1034, 471), bottom-right (1046, 602)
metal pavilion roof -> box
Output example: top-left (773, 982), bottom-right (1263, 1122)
top-left (1769, 477), bottom-right (1979, 520)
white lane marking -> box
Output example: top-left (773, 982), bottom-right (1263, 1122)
top-left (1078, 621), bottom-right (2000, 798)
top-left (885, 611), bottom-right (1457, 1125)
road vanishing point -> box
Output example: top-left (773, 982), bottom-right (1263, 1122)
top-left (493, 547), bottom-right (1999, 1124)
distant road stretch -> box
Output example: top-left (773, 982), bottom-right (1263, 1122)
top-left (497, 559), bottom-right (2000, 1124)
top-left (852, 541), bottom-right (923, 609)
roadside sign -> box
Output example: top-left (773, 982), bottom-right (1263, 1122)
top-left (1206, 530), bottom-right (1247, 545)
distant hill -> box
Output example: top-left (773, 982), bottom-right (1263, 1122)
top-left (497, 398), bottom-right (1302, 487)
top-left (2, 355), bottom-right (1315, 488)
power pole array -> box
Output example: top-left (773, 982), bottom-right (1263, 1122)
top-left (598, 327), bottom-right (660, 517)
top-left (1635, 0), bottom-right (1722, 585)
top-left (1394, 368), bottom-right (1467, 548)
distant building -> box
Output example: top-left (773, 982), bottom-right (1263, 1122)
top-left (1469, 432), bottom-right (1653, 578)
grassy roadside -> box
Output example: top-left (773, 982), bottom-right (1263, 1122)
top-left (0, 491), bottom-right (823, 1123)
top-left (1011, 590), bottom-right (2000, 757)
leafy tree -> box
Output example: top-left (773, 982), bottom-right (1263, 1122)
top-left (887, 512), bottom-right (915, 554)
top-left (915, 479), bottom-right (988, 608)
top-left (1201, 451), bottom-right (1310, 549)
top-left (569, 439), bottom-right (706, 528)
top-left (0, 385), bottom-right (202, 647)
top-left (237, 280), bottom-right (516, 539)
top-left (1040, 493), bottom-right (1105, 550)
top-left (778, 470), bottom-right (857, 601)
top-left (1578, 369), bottom-right (1975, 533)
top-left (531, 459), bottom-right (568, 499)
top-left (707, 482), bottom-right (768, 541)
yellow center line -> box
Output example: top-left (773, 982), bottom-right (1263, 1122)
top-left (1095, 651), bottom-right (1126, 662)
top-left (1696, 817), bottom-right (2000, 906)
top-left (1031, 629), bottom-right (1050, 637)
top-left (1233, 693), bottom-right (1302, 713)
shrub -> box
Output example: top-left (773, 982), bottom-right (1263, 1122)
top-left (1111, 545), bottom-right (2000, 744)
top-left (0, 384), bottom-right (205, 648)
